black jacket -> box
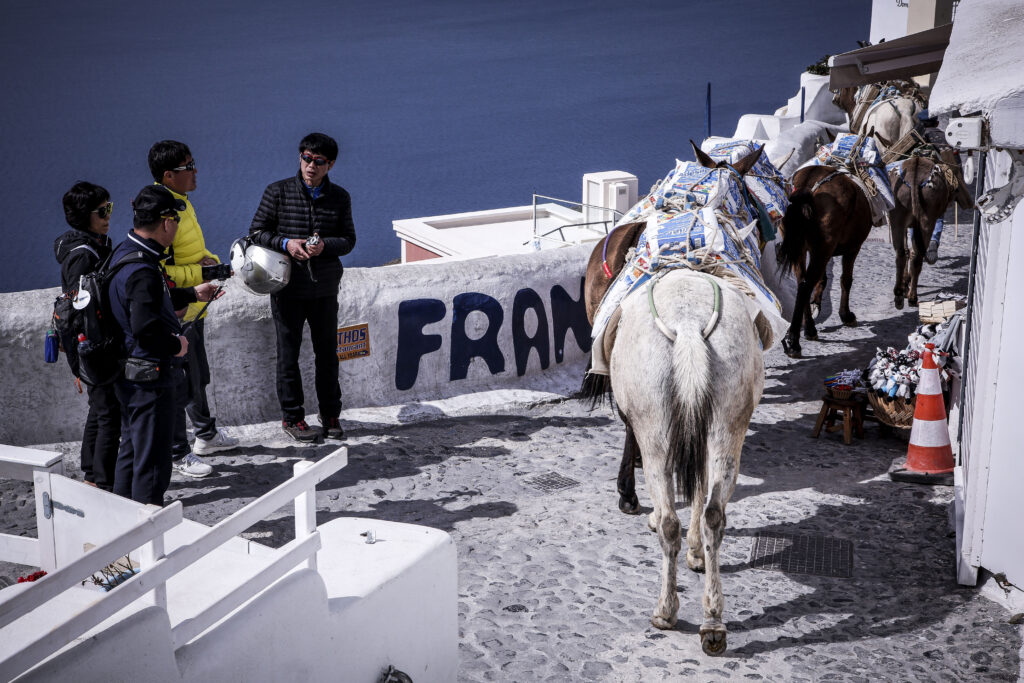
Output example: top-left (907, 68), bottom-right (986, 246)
top-left (53, 228), bottom-right (114, 375)
top-left (108, 231), bottom-right (196, 373)
top-left (248, 172), bottom-right (356, 298)
top-left (54, 228), bottom-right (113, 293)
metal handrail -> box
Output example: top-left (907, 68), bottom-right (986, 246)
top-left (528, 194), bottom-right (624, 248)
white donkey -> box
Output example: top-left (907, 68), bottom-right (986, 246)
top-left (609, 269), bottom-right (764, 655)
top-left (834, 83), bottom-right (924, 158)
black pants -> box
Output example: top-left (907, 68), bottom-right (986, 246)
top-left (271, 294), bottom-right (341, 422)
top-left (184, 319), bottom-right (217, 440)
top-left (171, 363), bottom-right (191, 460)
top-left (113, 377), bottom-right (175, 506)
top-left (81, 382), bottom-right (120, 491)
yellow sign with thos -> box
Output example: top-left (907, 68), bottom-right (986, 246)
top-left (336, 323), bottom-right (370, 361)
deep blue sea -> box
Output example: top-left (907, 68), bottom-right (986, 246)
top-left (1, 0), bottom-right (869, 293)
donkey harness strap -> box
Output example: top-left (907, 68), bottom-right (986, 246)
top-left (810, 170), bottom-right (842, 193)
top-left (601, 227), bottom-right (615, 278)
top-left (646, 271), bottom-right (721, 342)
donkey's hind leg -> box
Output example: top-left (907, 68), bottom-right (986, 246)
top-left (616, 420), bottom-right (641, 515)
top-left (643, 455), bottom-right (681, 629)
top-left (698, 434), bottom-right (742, 656)
top-left (809, 271), bottom-right (828, 321)
top-left (838, 251), bottom-right (860, 325)
top-left (686, 483), bottom-right (706, 572)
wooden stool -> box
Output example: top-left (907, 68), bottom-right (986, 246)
top-left (812, 394), bottom-right (866, 445)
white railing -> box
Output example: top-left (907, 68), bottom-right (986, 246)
top-left (0, 447), bottom-right (347, 682)
top-left (0, 445), bottom-right (63, 570)
top-left (529, 194), bottom-right (623, 248)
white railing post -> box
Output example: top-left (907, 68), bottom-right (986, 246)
top-left (32, 470), bottom-right (57, 572)
top-left (138, 505), bottom-right (167, 610)
top-left (293, 461), bottom-right (318, 571)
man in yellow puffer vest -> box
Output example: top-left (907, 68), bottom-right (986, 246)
top-left (149, 140), bottom-right (238, 474)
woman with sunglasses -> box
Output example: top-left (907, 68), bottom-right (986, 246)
top-left (53, 181), bottom-right (120, 491)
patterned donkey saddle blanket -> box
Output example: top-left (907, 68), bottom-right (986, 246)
top-left (589, 152), bottom-right (789, 374)
top-left (802, 133), bottom-right (895, 225)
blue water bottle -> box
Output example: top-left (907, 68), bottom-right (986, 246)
top-left (44, 328), bottom-right (59, 363)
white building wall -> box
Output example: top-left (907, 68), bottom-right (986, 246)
top-left (869, 0), bottom-right (909, 44)
top-left (0, 246), bottom-right (593, 446)
top-left (975, 201), bottom-right (1024, 587)
top-left (959, 207), bottom-right (1011, 581)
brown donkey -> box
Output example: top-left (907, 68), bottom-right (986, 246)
top-left (888, 149), bottom-right (974, 308)
top-left (778, 165), bottom-right (874, 358)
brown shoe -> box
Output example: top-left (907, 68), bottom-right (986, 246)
top-left (282, 419), bottom-right (319, 442)
top-left (321, 417), bottom-right (345, 440)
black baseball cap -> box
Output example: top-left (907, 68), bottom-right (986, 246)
top-left (132, 185), bottom-right (186, 226)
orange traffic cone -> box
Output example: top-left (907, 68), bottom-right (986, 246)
top-left (890, 343), bottom-right (955, 485)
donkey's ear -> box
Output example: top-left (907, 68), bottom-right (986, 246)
top-left (731, 144), bottom-right (765, 175)
top-left (691, 140), bottom-right (716, 169)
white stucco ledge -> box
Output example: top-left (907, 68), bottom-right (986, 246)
top-left (929, 0), bottom-right (1024, 148)
top-left (0, 245), bottom-right (593, 446)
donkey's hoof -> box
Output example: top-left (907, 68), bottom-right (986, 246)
top-left (647, 512), bottom-right (658, 532)
top-left (699, 625), bottom-right (728, 655)
top-left (840, 312), bottom-right (858, 326)
top-left (782, 337), bottom-right (802, 359)
top-left (804, 327), bottom-right (819, 341)
top-left (618, 494), bottom-right (640, 515)
top-left (651, 615), bottom-right (676, 630)
top-left (686, 549), bottom-right (706, 573)
top-left (894, 296), bottom-right (904, 310)
top-left (908, 297), bottom-right (918, 307)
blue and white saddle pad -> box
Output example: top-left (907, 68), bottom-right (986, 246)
top-left (802, 133), bottom-right (896, 221)
top-left (702, 139), bottom-right (792, 225)
top-left (591, 154), bottom-right (787, 353)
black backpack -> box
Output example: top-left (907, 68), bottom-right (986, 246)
top-left (51, 250), bottom-right (148, 387)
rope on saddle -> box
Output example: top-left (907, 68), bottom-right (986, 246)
top-left (646, 270), bottom-right (722, 342)
top-left (726, 164), bottom-right (776, 243)
top-left (898, 161), bottom-right (956, 191)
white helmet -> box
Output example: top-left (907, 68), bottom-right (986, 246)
top-left (230, 238), bottom-right (291, 295)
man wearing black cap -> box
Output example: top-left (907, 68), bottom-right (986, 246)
top-left (107, 185), bottom-right (221, 505)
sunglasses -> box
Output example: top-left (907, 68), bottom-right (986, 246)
top-left (300, 153), bottom-right (330, 167)
top-left (171, 160), bottom-right (197, 172)
top-left (92, 202), bottom-right (114, 219)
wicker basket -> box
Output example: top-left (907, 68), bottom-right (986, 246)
top-left (867, 392), bottom-right (916, 429)
top-left (827, 388), bottom-right (853, 400)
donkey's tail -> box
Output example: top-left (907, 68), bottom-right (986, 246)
top-left (779, 192), bottom-right (816, 273)
top-left (579, 368), bottom-right (612, 409)
top-left (669, 319), bottom-right (714, 504)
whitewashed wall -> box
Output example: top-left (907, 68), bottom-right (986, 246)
top-left (0, 246), bottom-right (592, 446)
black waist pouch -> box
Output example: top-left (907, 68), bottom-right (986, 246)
top-left (124, 357), bottom-right (161, 383)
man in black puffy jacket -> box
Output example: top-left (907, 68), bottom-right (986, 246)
top-left (54, 181), bottom-right (118, 490)
top-left (249, 132), bottom-right (357, 442)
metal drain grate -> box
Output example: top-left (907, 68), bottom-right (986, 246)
top-left (525, 471), bottom-right (581, 493)
top-left (749, 532), bottom-right (853, 578)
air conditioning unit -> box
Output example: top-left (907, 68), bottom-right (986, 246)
top-left (582, 171), bottom-right (638, 230)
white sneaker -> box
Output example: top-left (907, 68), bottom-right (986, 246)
top-left (173, 453), bottom-right (213, 478)
top-left (193, 430), bottom-right (239, 455)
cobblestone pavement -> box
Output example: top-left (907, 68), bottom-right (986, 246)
top-left (3, 221), bottom-right (1022, 680)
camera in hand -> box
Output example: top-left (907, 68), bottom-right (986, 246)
top-left (201, 263), bottom-right (233, 281)
top-left (305, 232), bottom-right (320, 248)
